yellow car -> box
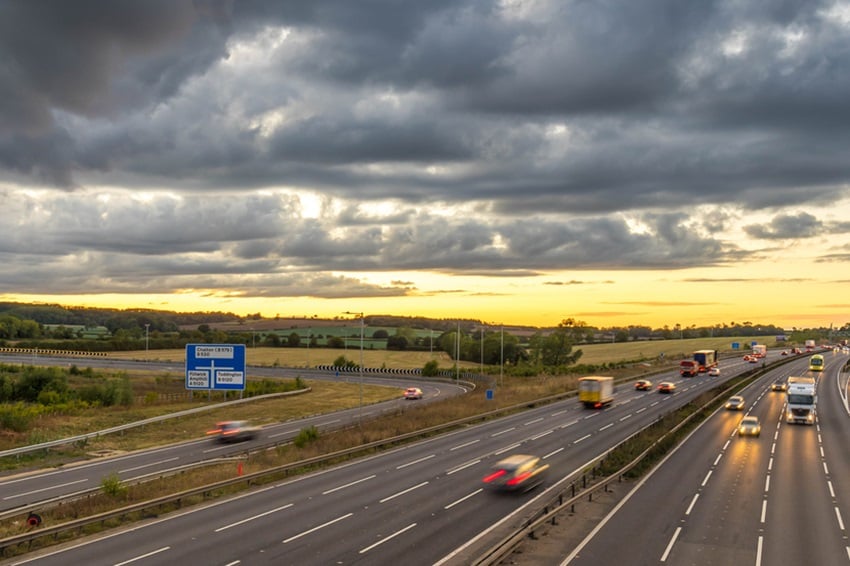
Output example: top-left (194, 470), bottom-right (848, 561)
top-left (483, 454), bottom-right (549, 493)
top-left (738, 416), bottom-right (761, 437)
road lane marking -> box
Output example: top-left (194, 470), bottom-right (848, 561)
top-left (756, 535), bottom-right (763, 566)
top-left (450, 440), bottom-right (479, 451)
top-left (115, 547), bottom-right (170, 565)
top-left (760, 500), bottom-right (767, 523)
top-left (543, 447), bottom-right (564, 459)
top-left (701, 470), bottom-right (712, 487)
top-left (713, 453), bottom-right (722, 466)
top-left (444, 489), bottom-right (482, 509)
top-left (491, 427), bottom-right (516, 437)
top-left (359, 523), bottom-right (417, 554)
top-left (283, 512), bottom-right (353, 543)
top-left (836, 507), bottom-right (845, 530)
top-left (599, 423), bottom-right (613, 431)
top-left (685, 494), bottom-right (699, 515)
top-left (119, 457), bottom-right (180, 474)
top-left (269, 428), bottom-right (299, 438)
top-left (380, 481), bottom-right (428, 503)
top-left (495, 443), bottom-right (522, 455)
top-left (4, 479), bottom-right (88, 500)
top-left (446, 460), bottom-right (480, 475)
top-left (322, 475), bottom-right (376, 495)
top-left (619, 414), bottom-right (632, 422)
top-left (215, 503), bottom-right (294, 532)
top-left (660, 526), bottom-right (681, 562)
top-left (531, 430), bottom-right (554, 440)
top-left (524, 417), bottom-right (544, 426)
top-left (397, 454), bottom-right (435, 468)
top-left (574, 434), bottom-right (591, 444)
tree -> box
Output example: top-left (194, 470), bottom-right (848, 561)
top-left (372, 329), bottom-right (389, 339)
top-left (387, 335), bottom-right (408, 350)
top-left (533, 318), bottom-right (585, 367)
top-left (287, 332), bottom-right (301, 348)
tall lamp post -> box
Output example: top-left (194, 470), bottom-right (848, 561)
top-left (344, 311), bottom-right (364, 424)
top-left (144, 323), bottom-right (150, 356)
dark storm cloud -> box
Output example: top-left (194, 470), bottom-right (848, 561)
top-left (1, 0), bottom-right (850, 300)
top-left (743, 212), bottom-right (850, 240)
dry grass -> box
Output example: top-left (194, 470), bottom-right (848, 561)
top-left (106, 347), bottom-right (477, 369)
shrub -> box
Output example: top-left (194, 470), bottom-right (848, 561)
top-left (422, 360), bottom-right (440, 377)
top-left (101, 472), bottom-right (128, 499)
top-left (293, 425), bottom-right (319, 448)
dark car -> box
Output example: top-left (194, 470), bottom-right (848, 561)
top-left (483, 454), bottom-right (549, 493)
top-left (207, 420), bottom-right (261, 443)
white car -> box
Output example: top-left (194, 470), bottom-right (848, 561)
top-left (708, 367), bottom-right (720, 376)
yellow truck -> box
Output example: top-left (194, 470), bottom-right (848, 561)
top-left (578, 376), bottom-right (615, 409)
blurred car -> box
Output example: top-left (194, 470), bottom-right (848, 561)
top-left (634, 379), bottom-right (652, 391)
top-left (772, 379), bottom-right (787, 391)
top-left (725, 396), bottom-right (745, 410)
top-left (482, 454), bottom-right (549, 493)
top-left (708, 367), bottom-right (721, 376)
top-left (738, 416), bottom-right (761, 437)
top-left (206, 420), bottom-right (260, 443)
top-left (781, 350), bottom-right (788, 355)
top-left (404, 387), bottom-right (423, 400)
top-left (657, 382), bottom-right (676, 394)
top-left (742, 355), bottom-right (752, 362)
top-left (748, 356), bottom-right (758, 363)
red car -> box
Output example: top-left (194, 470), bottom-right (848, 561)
top-left (657, 382), bottom-right (676, 394)
top-left (634, 380), bottom-right (652, 391)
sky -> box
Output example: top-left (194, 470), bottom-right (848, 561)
top-left (1, 0), bottom-right (849, 331)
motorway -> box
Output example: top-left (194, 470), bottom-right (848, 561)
top-left (2, 353), bottom-right (780, 565)
top-left (0, 355), bottom-right (466, 514)
top-left (566, 349), bottom-right (850, 565)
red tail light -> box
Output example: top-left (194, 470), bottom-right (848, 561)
top-left (483, 469), bottom-right (507, 483)
top-left (506, 472), bottom-right (532, 486)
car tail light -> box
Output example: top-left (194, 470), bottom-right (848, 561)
top-left (506, 472), bottom-right (532, 486)
top-left (483, 470), bottom-right (507, 483)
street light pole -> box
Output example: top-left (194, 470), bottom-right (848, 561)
top-left (144, 323), bottom-right (150, 356)
top-left (344, 311), bottom-right (364, 425)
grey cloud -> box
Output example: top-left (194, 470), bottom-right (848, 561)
top-left (744, 212), bottom-right (823, 239)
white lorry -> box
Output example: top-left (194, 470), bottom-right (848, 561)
top-left (785, 376), bottom-right (816, 425)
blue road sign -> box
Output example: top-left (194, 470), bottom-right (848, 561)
top-left (732, 342), bottom-right (740, 349)
top-left (486, 389), bottom-right (494, 400)
top-left (185, 344), bottom-right (247, 390)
